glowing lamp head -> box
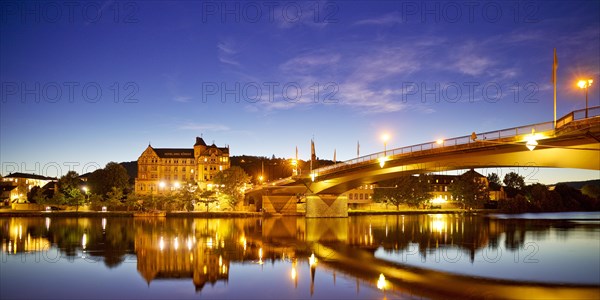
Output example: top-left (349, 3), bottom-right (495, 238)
top-left (436, 139), bottom-right (444, 145)
top-left (381, 133), bottom-right (390, 142)
top-left (578, 79), bottom-right (593, 89)
top-left (159, 181), bottom-right (166, 188)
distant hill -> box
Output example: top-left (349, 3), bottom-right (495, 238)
top-left (555, 179), bottom-right (600, 189)
top-left (119, 156), bottom-right (334, 184)
top-left (120, 161), bottom-right (138, 184)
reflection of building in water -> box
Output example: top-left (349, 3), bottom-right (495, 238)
top-left (0, 218), bottom-right (51, 254)
top-left (135, 229), bottom-right (230, 291)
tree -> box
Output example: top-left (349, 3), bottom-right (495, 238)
top-left (28, 186), bottom-right (47, 204)
top-left (487, 173), bottom-right (502, 191)
top-left (373, 176), bottom-right (413, 210)
top-left (88, 162), bottom-right (130, 198)
top-left (503, 172), bottom-right (525, 198)
top-left (57, 171), bottom-right (85, 211)
top-left (581, 184), bottom-right (600, 199)
top-left (373, 175), bottom-right (432, 210)
top-left (197, 190), bottom-right (218, 212)
top-left (213, 166), bottom-right (251, 210)
top-left (105, 187), bottom-right (125, 210)
top-left (450, 171), bottom-right (490, 209)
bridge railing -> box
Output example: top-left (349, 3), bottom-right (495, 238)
top-left (314, 106), bottom-right (599, 176)
top-left (556, 106), bottom-right (600, 128)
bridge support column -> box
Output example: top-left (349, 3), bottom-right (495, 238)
top-left (305, 194), bottom-right (348, 218)
top-left (262, 195), bottom-right (297, 214)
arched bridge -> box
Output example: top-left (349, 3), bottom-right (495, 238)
top-left (248, 107), bottom-right (600, 216)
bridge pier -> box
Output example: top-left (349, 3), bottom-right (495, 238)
top-left (262, 195), bottom-right (297, 214)
top-left (305, 194), bottom-right (348, 218)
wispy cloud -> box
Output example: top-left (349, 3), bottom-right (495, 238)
top-left (218, 40), bottom-right (241, 66)
top-left (355, 12), bottom-right (402, 26)
top-left (451, 43), bottom-right (494, 76)
top-left (173, 96), bottom-right (192, 103)
top-left (178, 122), bottom-right (230, 132)
top-left (164, 72), bottom-right (194, 103)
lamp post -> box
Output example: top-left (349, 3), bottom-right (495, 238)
top-left (577, 79), bottom-right (593, 118)
top-left (381, 133), bottom-right (390, 156)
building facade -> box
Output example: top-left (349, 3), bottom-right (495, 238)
top-left (1, 172), bottom-right (57, 204)
top-left (135, 137), bottom-right (230, 195)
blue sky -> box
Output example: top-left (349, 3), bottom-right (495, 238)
top-left (1, 0), bottom-right (599, 184)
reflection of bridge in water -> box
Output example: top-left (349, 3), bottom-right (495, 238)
top-left (1, 215), bottom-right (598, 298)
top-left (248, 107), bottom-right (600, 217)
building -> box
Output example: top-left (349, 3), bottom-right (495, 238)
top-left (347, 170), bottom-right (491, 209)
top-left (344, 184), bottom-right (376, 209)
top-left (135, 137), bottom-right (230, 195)
top-left (429, 169), bottom-right (489, 207)
top-left (1, 172), bottom-right (58, 204)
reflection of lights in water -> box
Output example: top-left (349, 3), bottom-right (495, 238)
top-left (309, 253), bottom-right (318, 266)
top-left (431, 214), bottom-right (445, 233)
top-left (203, 265), bottom-right (207, 274)
top-left (102, 218), bottom-right (107, 231)
top-left (240, 236), bottom-right (247, 251)
top-left (258, 247), bottom-right (264, 264)
top-left (290, 267), bottom-right (297, 280)
top-left (18, 225), bottom-right (22, 240)
top-left (8, 241), bottom-right (12, 253)
top-left (82, 233), bottom-right (87, 250)
top-left (187, 237), bottom-right (193, 250)
top-left (45, 217), bottom-right (51, 231)
top-left (207, 237), bottom-right (213, 249)
top-left (174, 237), bottom-right (179, 250)
top-left (377, 273), bottom-right (387, 290)
top-left (219, 255), bottom-right (223, 267)
top-left (221, 240), bottom-right (224, 248)
top-left (159, 236), bottom-right (165, 251)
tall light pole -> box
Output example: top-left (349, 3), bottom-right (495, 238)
top-left (578, 79), bottom-right (593, 118)
top-left (381, 133), bottom-right (390, 156)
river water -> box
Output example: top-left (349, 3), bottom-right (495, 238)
top-left (1, 212), bottom-right (598, 299)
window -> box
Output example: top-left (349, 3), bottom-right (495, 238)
top-left (349, 194), bottom-right (353, 200)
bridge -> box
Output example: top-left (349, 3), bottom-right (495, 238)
top-left (247, 107), bottom-right (600, 217)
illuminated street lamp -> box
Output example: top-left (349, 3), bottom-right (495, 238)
top-left (577, 79), bottom-right (593, 118)
top-left (381, 133), bottom-right (390, 155)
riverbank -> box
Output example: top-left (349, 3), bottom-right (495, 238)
top-left (0, 208), bottom-right (493, 217)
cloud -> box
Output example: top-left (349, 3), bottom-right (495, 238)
top-left (173, 96), bottom-right (192, 103)
top-left (280, 53), bottom-right (341, 73)
top-left (452, 44), bottom-right (494, 76)
top-left (218, 40), bottom-right (241, 67)
top-left (178, 123), bottom-right (230, 132)
top-left (355, 12), bottom-right (402, 26)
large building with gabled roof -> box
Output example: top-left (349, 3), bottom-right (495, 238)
top-left (135, 137), bottom-right (230, 195)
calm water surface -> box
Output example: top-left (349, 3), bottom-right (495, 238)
top-left (1, 213), bottom-right (599, 299)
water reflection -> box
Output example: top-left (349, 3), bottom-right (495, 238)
top-left (1, 213), bottom-right (598, 299)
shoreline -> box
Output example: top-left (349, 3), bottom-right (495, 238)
top-left (0, 208), bottom-right (502, 218)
